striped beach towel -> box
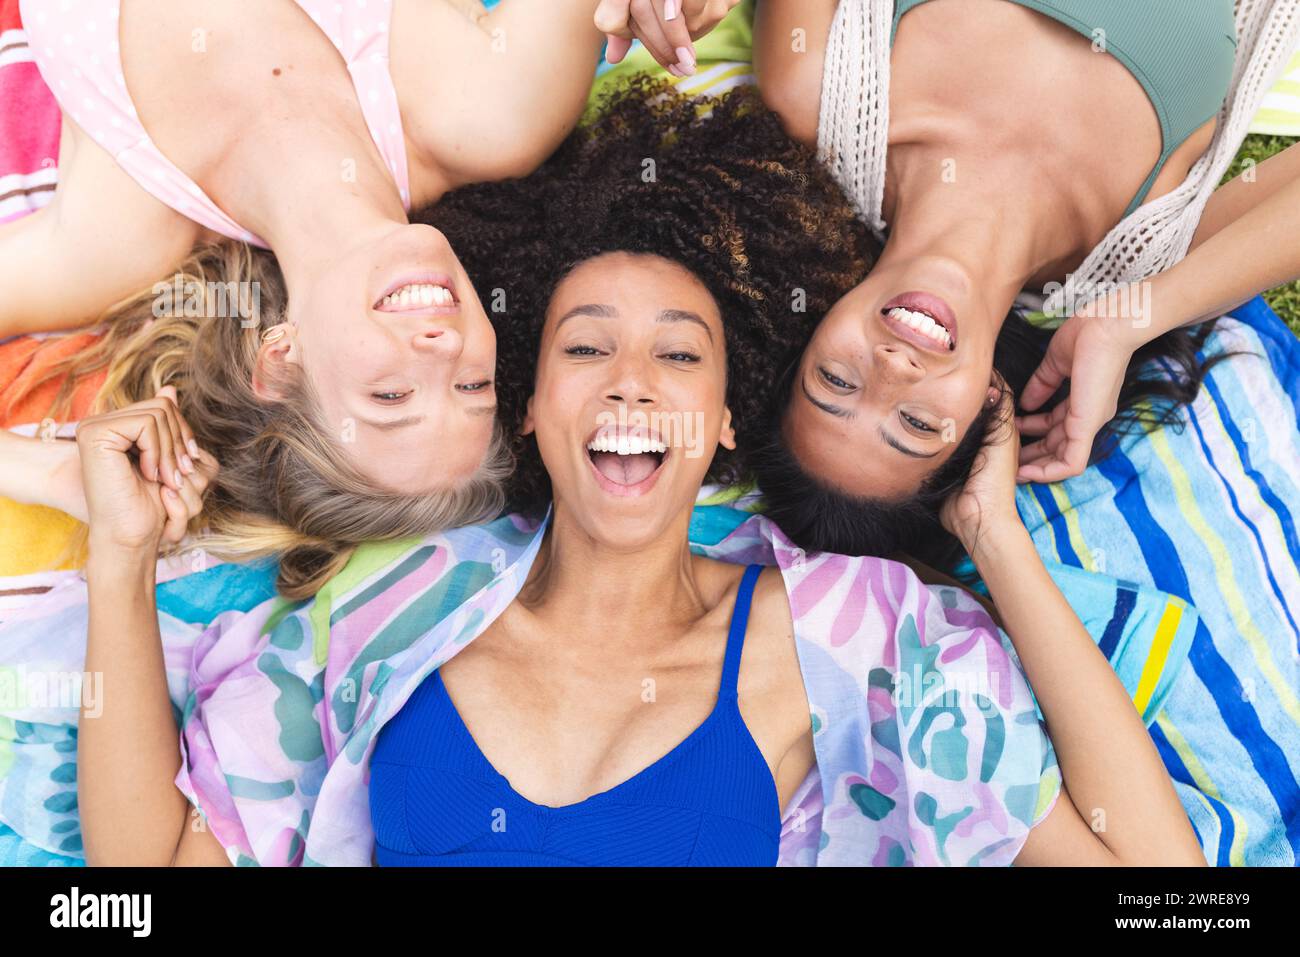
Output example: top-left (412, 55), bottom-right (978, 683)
top-left (1250, 48), bottom-right (1300, 135)
top-left (0, 0), bottom-right (57, 225)
top-left (1012, 299), bottom-right (1300, 866)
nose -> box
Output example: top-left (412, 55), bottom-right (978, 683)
top-left (603, 356), bottom-right (658, 407)
top-left (410, 326), bottom-right (465, 361)
top-left (873, 343), bottom-right (925, 388)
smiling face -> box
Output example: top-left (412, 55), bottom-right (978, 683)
top-left (524, 252), bottom-right (735, 551)
top-left (783, 254), bottom-right (1001, 500)
top-left (262, 223), bottom-right (498, 494)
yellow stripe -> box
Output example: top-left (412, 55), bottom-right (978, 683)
top-left (1155, 713), bottom-right (1250, 866)
top-left (1046, 483), bottom-right (1099, 571)
top-left (1147, 427), bottom-right (1300, 723)
top-left (1250, 108), bottom-right (1300, 135)
top-left (1133, 599), bottom-right (1183, 715)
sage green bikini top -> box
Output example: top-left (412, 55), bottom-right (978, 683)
top-left (891, 0), bottom-right (1238, 217)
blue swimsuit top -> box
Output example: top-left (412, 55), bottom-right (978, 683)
top-left (369, 563), bottom-right (781, 866)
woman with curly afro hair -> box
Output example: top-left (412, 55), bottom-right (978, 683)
top-left (419, 75), bottom-right (877, 514)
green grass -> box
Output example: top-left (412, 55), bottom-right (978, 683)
top-left (1221, 134), bottom-right (1300, 336)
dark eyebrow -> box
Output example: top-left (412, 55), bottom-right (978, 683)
top-left (800, 377), bottom-right (851, 419)
top-left (360, 415), bottom-right (425, 431)
top-left (556, 304), bottom-right (617, 327)
top-left (879, 424), bottom-right (940, 459)
top-left (657, 309), bottom-right (714, 342)
top-left (555, 304), bottom-right (714, 343)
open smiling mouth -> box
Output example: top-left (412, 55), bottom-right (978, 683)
top-left (585, 427), bottom-right (669, 498)
top-left (373, 278), bottom-right (458, 312)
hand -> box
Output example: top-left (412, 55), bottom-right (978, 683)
top-left (940, 385), bottom-right (1024, 555)
top-left (595, 0), bottom-right (741, 75)
top-left (1016, 286), bottom-right (1149, 484)
top-left (76, 387), bottom-right (217, 554)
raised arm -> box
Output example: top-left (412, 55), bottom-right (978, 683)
top-left (392, 0), bottom-right (607, 189)
top-left (1017, 141), bottom-right (1300, 481)
top-left (945, 393), bottom-right (1205, 866)
top-left (76, 388), bottom-right (228, 866)
top-left (0, 119), bottom-right (199, 339)
top-left (753, 0), bottom-right (837, 146)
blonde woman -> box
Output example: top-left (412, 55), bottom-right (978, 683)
top-left (0, 0), bottom-right (734, 593)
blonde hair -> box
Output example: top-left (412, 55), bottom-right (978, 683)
top-left (26, 241), bottom-right (511, 598)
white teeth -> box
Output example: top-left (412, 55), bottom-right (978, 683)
top-left (586, 433), bottom-right (669, 455)
top-left (886, 307), bottom-right (952, 347)
top-left (379, 283), bottom-right (455, 309)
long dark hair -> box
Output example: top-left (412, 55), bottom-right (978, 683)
top-left (751, 311), bottom-right (1238, 570)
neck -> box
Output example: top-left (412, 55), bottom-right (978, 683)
top-left (521, 504), bottom-right (707, 641)
top-left (211, 108), bottom-right (409, 278)
top-left (883, 136), bottom-right (1085, 300)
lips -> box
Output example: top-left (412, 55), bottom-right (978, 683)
top-left (584, 424), bottom-right (669, 498)
top-left (373, 274), bottom-right (459, 313)
top-left (880, 291), bottom-right (958, 353)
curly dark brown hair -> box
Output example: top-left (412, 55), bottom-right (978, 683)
top-left (418, 76), bottom-right (878, 513)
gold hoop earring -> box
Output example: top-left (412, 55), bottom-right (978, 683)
top-left (261, 327), bottom-right (286, 344)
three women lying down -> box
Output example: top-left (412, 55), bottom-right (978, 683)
top-left (53, 83), bottom-right (1203, 866)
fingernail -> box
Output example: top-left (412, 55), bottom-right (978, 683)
top-left (163, 487), bottom-right (179, 500)
top-left (187, 439), bottom-right (199, 458)
top-left (675, 46), bottom-right (696, 74)
top-left (667, 63), bottom-right (682, 77)
top-left (174, 469), bottom-right (185, 488)
top-left (664, 0), bottom-right (678, 20)
top-left (181, 454), bottom-right (195, 474)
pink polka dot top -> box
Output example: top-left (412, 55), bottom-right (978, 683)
top-left (21, 0), bottom-right (413, 248)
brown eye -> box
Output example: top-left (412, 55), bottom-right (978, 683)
top-left (819, 367), bottom-right (854, 390)
top-left (901, 411), bottom-right (936, 433)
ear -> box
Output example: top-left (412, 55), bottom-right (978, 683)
top-left (251, 325), bottom-right (299, 400)
top-left (986, 369), bottom-right (1007, 407)
top-left (520, 394), bottom-right (537, 437)
top-left (718, 405), bottom-right (737, 451)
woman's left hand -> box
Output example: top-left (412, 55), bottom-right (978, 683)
top-left (1015, 286), bottom-right (1149, 484)
top-left (940, 385), bottom-right (1023, 555)
top-left (595, 0), bottom-right (741, 74)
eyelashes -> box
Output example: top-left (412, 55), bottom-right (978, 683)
top-left (819, 366), bottom-right (937, 433)
top-left (563, 345), bottom-right (701, 362)
top-left (901, 411), bottom-right (936, 433)
top-left (818, 366), bottom-right (853, 390)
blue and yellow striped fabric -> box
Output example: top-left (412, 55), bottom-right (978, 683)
top-left (1012, 297), bottom-right (1300, 866)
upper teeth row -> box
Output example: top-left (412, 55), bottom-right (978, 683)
top-left (887, 307), bottom-right (952, 348)
top-left (587, 434), bottom-right (668, 455)
top-left (382, 283), bottom-right (454, 308)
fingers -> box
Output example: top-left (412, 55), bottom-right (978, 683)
top-left (1014, 426), bottom-right (1091, 484)
top-left (158, 485), bottom-right (192, 546)
top-left (156, 385), bottom-right (200, 468)
top-left (1015, 401), bottom-right (1069, 437)
top-left (1015, 454), bottom-right (1087, 486)
top-left (626, 0), bottom-right (675, 71)
top-left (658, 0), bottom-right (697, 75)
top-left (604, 34), bottom-right (633, 63)
top-left (594, 0), bottom-right (634, 38)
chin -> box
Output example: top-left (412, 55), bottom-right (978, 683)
top-left (562, 502), bottom-right (681, 553)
